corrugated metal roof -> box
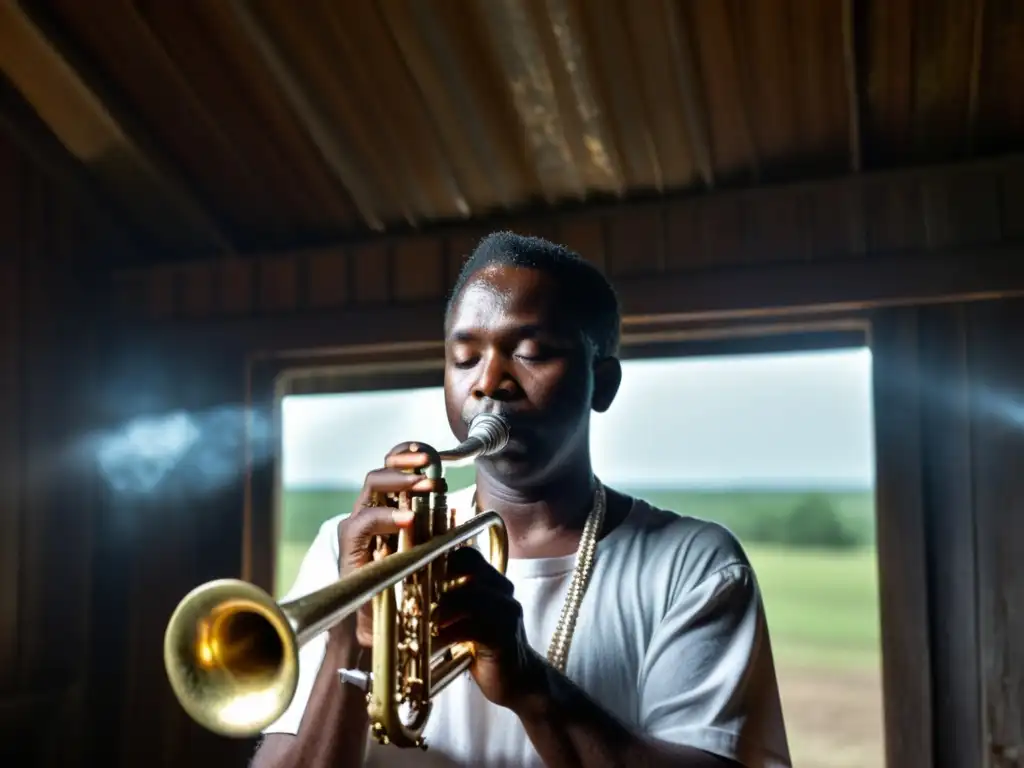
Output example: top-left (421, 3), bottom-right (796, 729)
top-left (1, 0), bottom-right (1021, 258)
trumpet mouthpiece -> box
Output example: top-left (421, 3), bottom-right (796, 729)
top-left (466, 413), bottom-right (510, 455)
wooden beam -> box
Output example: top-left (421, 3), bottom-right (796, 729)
top-left (125, 244), bottom-right (1024, 354)
top-left (109, 152), bottom-right (1023, 264)
top-left (842, 0), bottom-right (863, 172)
top-left (0, 72), bottom-right (147, 263)
top-left (0, 0), bottom-right (235, 255)
top-left (871, 309), bottom-right (935, 768)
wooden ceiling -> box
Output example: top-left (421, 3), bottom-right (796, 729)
top-left (0, 0), bottom-right (1022, 262)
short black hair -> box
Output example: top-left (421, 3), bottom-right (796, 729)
top-left (445, 231), bottom-right (621, 358)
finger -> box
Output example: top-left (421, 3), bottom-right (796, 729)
top-left (357, 468), bottom-right (442, 504)
top-left (433, 591), bottom-right (521, 651)
top-left (349, 506), bottom-right (417, 540)
top-left (445, 547), bottom-right (514, 596)
top-left (384, 451), bottom-right (432, 470)
top-left (384, 441), bottom-right (426, 459)
top-left (434, 585), bottom-right (519, 632)
top-left (433, 615), bottom-right (476, 653)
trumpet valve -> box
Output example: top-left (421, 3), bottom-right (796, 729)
top-left (338, 668), bottom-right (372, 691)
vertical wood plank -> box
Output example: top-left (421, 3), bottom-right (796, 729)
top-left (258, 253), bottom-right (298, 312)
top-left (807, 179), bottom-right (865, 260)
top-left (742, 187), bottom-right (809, 264)
top-left (695, 195), bottom-right (745, 266)
top-left (180, 262), bottom-right (214, 318)
top-left (922, 167), bottom-right (1001, 250)
top-left (1001, 163), bottom-right (1024, 242)
top-left (445, 228), bottom-right (492, 288)
top-left (918, 305), bottom-right (983, 768)
top-left (351, 243), bottom-right (390, 304)
top-left (0, 139), bottom-right (19, 692)
top-left (864, 175), bottom-right (927, 255)
top-left (110, 270), bottom-right (150, 320)
top-left (307, 248), bottom-right (349, 308)
top-left (605, 207), bottom-right (665, 276)
top-left (558, 217), bottom-right (606, 270)
top-left (146, 265), bottom-right (179, 319)
top-left (664, 198), bottom-right (705, 271)
top-left (870, 308), bottom-right (935, 768)
top-left (446, 232), bottom-right (476, 286)
top-left (219, 258), bottom-right (254, 315)
top-left (968, 299), bottom-right (1024, 767)
top-left (15, 172), bottom-right (94, 694)
top-left (0, 259), bottom-right (21, 691)
top-left (392, 238), bottom-right (445, 302)
top-left (16, 164), bottom-right (50, 688)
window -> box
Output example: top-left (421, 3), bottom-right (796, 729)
top-left (277, 346), bottom-right (882, 766)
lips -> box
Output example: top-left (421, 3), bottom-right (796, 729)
top-left (462, 404), bottom-right (536, 436)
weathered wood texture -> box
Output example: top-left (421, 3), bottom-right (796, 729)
top-left (0, 130), bottom-right (101, 766)
top-left (873, 302), bottom-right (1024, 768)
top-left (5, 143), bottom-right (1024, 768)
top-left (110, 156), bottom-right (1024, 338)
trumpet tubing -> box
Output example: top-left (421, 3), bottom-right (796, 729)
top-left (163, 414), bottom-right (510, 746)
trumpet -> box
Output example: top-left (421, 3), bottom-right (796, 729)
top-left (163, 413), bottom-right (510, 747)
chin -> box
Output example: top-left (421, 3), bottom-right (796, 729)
top-left (478, 445), bottom-right (554, 490)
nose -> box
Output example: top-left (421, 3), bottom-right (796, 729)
top-left (472, 351), bottom-right (517, 401)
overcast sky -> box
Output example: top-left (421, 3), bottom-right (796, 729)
top-left (281, 347), bottom-right (875, 490)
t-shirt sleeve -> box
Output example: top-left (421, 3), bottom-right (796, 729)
top-left (638, 562), bottom-right (792, 768)
top-left (262, 518), bottom-right (341, 736)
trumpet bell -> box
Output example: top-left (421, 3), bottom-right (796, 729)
top-left (163, 413), bottom-right (512, 746)
top-left (164, 579), bottom-right (299, 738)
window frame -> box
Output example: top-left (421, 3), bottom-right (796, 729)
top-left (243, 312), bottom-right (929, 768)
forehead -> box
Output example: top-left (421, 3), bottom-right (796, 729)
top-left (447, 265), bottom-right (566, 336)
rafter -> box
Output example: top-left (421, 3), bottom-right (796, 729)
top-left (842, 0), bottom-right (863, 172)
top-left (662, 0), bottom-right (715, 189)
top-left (0, 72), bottom-right (146, 263)
top-left (966, 0), bottom-right (987, 156)
top-left (0, 0), bottom-right (234, 256)
top-left (230, 0), bottom-right (386, 232)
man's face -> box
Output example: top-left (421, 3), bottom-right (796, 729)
top-left (444, 264), bottom-right (594, 487)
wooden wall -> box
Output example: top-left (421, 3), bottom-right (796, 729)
top-left (96, 156), bottom-right (1024, 768)
top-left (109, 156), bottom-right (1024, 335)
top-left (873, 302), bottom-right (1024, 768)
top-left (3, 140), bottom-right (1024, 767)
top-left (0, 131), bottom-right (101, 766)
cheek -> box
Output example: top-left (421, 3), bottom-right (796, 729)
top-left (529, 362), bottom-right (591, 414)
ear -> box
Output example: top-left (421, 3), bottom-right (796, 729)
top-left (591, 357), bottom-right (622, 413)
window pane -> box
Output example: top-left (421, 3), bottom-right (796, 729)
top-left (278, 346), bottom-right (883, 767)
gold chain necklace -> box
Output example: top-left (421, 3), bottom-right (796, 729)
top-left (472, 479), bottom-right (606, 674)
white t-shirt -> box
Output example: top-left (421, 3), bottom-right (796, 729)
top-left (266, 486), bottom-right (791, 767)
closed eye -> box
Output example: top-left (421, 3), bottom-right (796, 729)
top-left (514, 341), bottom-right (563, 362)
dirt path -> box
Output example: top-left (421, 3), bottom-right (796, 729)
top-left (777, 662), bottom-right (885, 768)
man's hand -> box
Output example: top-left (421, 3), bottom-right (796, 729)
top-left (434, 546), bottom-right (545, 711)
top-left (336, 444), bottom-right (443, 647)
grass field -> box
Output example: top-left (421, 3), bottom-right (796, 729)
top-left (275, 538), bottom-right (881, 671)
top-left (275, 486), bottom-right (884, 766)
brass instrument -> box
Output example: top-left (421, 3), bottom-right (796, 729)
top-left (163, 413), bottom-right (510, 747)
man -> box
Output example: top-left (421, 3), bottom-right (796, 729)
top-left (253, 232), bottom-right (791, 767)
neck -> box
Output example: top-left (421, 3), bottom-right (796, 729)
top-left (474, 461), bottom-right (597, 559)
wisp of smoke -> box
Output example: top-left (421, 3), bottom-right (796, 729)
top-left (90, 405), bottom-right (274, 497)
